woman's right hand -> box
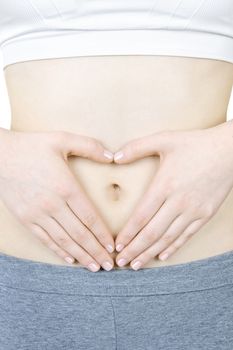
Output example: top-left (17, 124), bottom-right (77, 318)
top-left (0, 128), bottom-right (115, 272)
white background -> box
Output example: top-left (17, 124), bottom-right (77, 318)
top-left (0, 53), bottom-right (232, 128)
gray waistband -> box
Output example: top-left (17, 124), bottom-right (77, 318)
top-left (0, 250), bottom-right (233, 296)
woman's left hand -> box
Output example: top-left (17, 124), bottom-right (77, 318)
top-left (113, 124), bottom-right (233, 270)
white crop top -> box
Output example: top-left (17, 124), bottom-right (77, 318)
top-left (0, 0), bottom-right (233, 70)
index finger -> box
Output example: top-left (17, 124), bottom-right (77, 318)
top-left (66, 180), bottom-right (115, 253)
top-left (115, 176), bottom-right (166, 251)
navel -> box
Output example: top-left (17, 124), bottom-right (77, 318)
top-left (107, 182), bottom-right (121, 201)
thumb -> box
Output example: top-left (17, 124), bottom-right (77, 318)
top-left (113, 131), bottom-right (169, 163)
top-left (57, 131), bottom-right (114, 163)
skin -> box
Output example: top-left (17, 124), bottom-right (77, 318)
top-left (0, 128), bottom-right (115, 272)
top-left (1, 55), bottom-right (233, 271)
top-left (1, 121), bottom-right (233, 272)
top-left (113, 122), bottom-right (233, 269)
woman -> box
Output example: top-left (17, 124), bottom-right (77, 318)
top-left (0, 1), bottom-right (233, 349)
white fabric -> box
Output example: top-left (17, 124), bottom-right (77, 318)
top-left (0, 0), bottom-right (233, 69)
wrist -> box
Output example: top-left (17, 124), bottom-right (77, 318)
top-left (0, 127), bottom-right (15, 150)
top-left (0, 127), bottom-right (11, 137)
top-left (208, 119), bottom-right (233, 167)
top-left (211, 119), bottom-right (233, 141)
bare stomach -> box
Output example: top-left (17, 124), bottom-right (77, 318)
top-left (1, 55), bottom-right (233, 269)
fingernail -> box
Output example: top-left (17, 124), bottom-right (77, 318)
top-left (88, 262), bottom-right (100, 272)
top-left (102, 261), bottom-right (113, 271)
top-left (117, 258), bottom-right (127, 267)
top-left (114, 151), bottom-right (123, 161)
top-left (131, 260), bottom-right (142, 270)
top-left (104, 150), bottom-right (114, 160)
top-left (65, 257), bottom-right (74, 264)
top-left (106, 244), bottom-right (114, 253)
top-left (159, 253), bottom-right (169, 261)
top-left (116, 243), bottom-right (124, 252)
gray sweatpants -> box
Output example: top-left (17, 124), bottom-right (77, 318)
top-left (0, 249), bottom-right (233, 350)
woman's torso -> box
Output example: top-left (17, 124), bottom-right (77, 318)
top-left (0, 55), bottom-right (233, 268)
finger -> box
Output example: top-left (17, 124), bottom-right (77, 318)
top-left (29, 223), bottom-right (75, 265)
top-left (116, 198), bottom-right (179, 267)
top-left (52, 203), bottom-right (114, 270)
top-left (35, 216), bottom-right (101, 272)
top-left (129, 214), bottom-right (194, 269)
top-left (158, 218), bottom-right (205, 261)
top-left (55, 131), bottom-right (114, 163)
top-left (67, 184), bottom-right (115, 254)
top-left (115, 175), bottom-right (166, 252)
top-left (114, 131), bottom-right (170, 163)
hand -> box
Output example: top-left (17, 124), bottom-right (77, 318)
top-left (113, 125), bottom-right (233, 270)
top-left (0, 128), bottom-right (115, 272)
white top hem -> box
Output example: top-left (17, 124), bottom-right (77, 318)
top-left (1, 29), bottom-right (233, 69)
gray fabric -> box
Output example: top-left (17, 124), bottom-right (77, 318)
top-left (0, 250), bottom-right (233, 350)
